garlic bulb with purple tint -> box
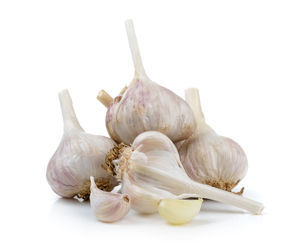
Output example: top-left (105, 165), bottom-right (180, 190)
top-left (97, 20), bottom-right (195, 145)
top-left (90, 176), bottom-right (131, 222)
top-left (106, 131), bottom-right (263, 214)
top-left (179, 88), bottom-right (248, 192)
top-left (46, 89), bottom-right (118, 200)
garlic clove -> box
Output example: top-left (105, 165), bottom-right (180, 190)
top-left (121, 170), bottom-right (199, 214)
top-left (97, 20), bottom-right (195, 145)
top-left (158, 198), bottom-right (203, 225)
top-left (90, 176), bottom-right (131, 223)
top-left (179, 88), bottom-right (248, 192)
top-left (46, 89), bottom-right (118, 200)
top-left (112, 131), bottom-right (263, 214)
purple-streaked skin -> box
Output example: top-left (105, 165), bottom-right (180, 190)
top-left (178, 88), bottom-right (248, 192)
top-left (46, 132), bottom-right (117, 198)
top-left (179, 132), bottom-right (248, 191)
top-left (46, 89), bottom-right (118, 199)
top-left (104, 20), bottom-right (196, 145)
top-left (106, 79), bottom-right (196, 145)
top-left (90, 176), bottom-right (131, 222)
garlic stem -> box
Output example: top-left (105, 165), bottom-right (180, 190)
top-left (97, 90), bottom-right (113, 108)
top-left (185, 88), bottom-right (211, 133)
top-left (135, 165), bottom-right (264, 214)
top-left (125, 19), bottom-right (147, 79)
top-left (59, 89), bottom-right (83, 132)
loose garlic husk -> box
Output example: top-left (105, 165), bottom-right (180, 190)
top-left (158, 198), bottom-right (203, 225)
top-left (97, 20), bottom-right (195, 145)
top-left (90, 176), bottom-right (131, 222)
top-left (179, 88), bottom-right (248, 192)
top-left (108, 131), bottom-right (263, 214)
top-left (46, 90), bottom-right (118, 200)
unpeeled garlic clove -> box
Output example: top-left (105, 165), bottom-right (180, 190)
top-left (158, 198), bottom-right (203, 225)
top-left (90, 176), bottom-right (131, 223)
top-left (110, 131), bottom-right (263, 214)
top-left (97, 20), bottom-right (195, 145)
top-left (46, 89), bottom-right (118, 200)
top-left (179, 88), bottom-right (248, 192)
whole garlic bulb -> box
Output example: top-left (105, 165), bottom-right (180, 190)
top-left (179, 88), bottom-right (248, 192)
top-left (90, 176), bottom-right (131, 222)
top-left (46, 89), bottom-right (118, 200)
top-left (110, 131), bottom-right (263, 214)
top-left (97, 20), bottom-right (195, 145)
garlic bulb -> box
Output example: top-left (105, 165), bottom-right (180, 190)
top-left (179, 88), bottom-right (248, 192)
top-left (109, 131), bottom-right (263, 214)
top-left (97, 20), bottom-right (195, 145)
top-left (90, 176), bottom-right (131, 222)
top-left (158, 198), bottom-right (203, 225)
top-left (46, 89), bottom-right (118, 200)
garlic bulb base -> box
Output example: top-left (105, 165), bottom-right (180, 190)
top-left (102, 142), bottom-right (130, 177)
top-left (204, 179), bottom-right (243, 193)
top-left (76, 177), bottom-right (119, 201)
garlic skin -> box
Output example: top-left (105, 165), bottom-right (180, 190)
top-left (179, 88), bottom-right (248, 192)
top-left (90, 176), bottom-right (131, 222)
top-left (114, 131), bottom-right (263, 214)
top-left (158, 198), bottom-right (203, 225)
top-left (46, 90), bottom-right (118, 199)
top-left (98, 20), bottom-right (195, 145)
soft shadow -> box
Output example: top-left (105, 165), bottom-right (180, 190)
top-left (52, 197), bottom-right (90, 207)
top-left (49, 197), bottom-right (93, 223)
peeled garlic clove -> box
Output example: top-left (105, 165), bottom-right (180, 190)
top-left (158, 198), bottom-right (203, 225)
top-left (90, 176), bottom-right (130, 222)
top-left (179, 88), bottom-right (248, 192)
top-left (46, 89), bottom-right (118, 200)
top-left (97, 20), bottom-right (195, 145)
top-left (111, 131), bottom-right (263, 214)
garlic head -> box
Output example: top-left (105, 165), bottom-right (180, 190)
top-left (179, 88), bottom-right (248, 192)
top-left (97, 20), bottom-right (195, 145)
top-left (46, 89), bottom-right (118, 200)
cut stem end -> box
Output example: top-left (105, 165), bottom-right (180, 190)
top-left (97, 90), bottom-right (113, 108)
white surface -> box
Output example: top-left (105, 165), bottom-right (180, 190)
top-left (0, 0), bottom-right (299, 249)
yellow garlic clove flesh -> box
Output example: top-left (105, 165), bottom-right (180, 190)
top-left (158, 198), bottom-right (203, 225)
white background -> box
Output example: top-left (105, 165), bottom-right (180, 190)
top-left (0, 0), bottom-right (299, 249)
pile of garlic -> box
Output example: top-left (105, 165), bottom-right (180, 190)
top-left (46, 20), bottom-right (264, 225)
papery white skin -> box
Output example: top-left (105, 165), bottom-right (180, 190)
top-left (90, 176), bottom-right (131, 222)
top-left (179, 88), bottom-right (248, 191)
top-left (46, 90), bottom-right (118, 198)
top-left (103, 20), bottom-right (195, 145)
top-left (117, 131), bottom-right (263, 214)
